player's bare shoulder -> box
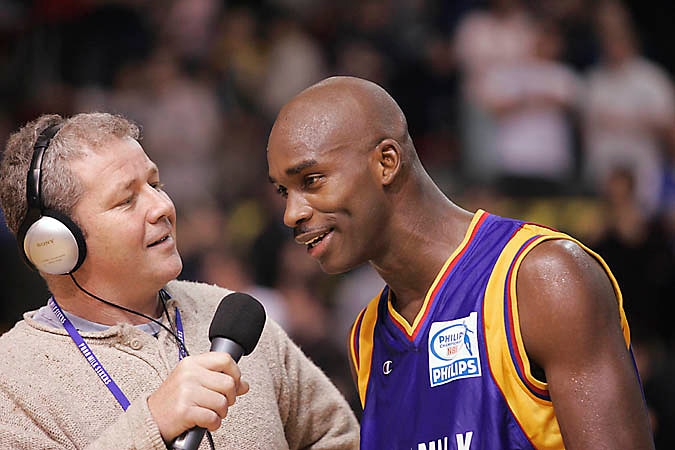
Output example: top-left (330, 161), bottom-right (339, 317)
top-left (516, 238), bottom-right (622, 364)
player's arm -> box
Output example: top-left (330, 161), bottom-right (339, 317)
top-left (517, 239), bottom-right (654, 450)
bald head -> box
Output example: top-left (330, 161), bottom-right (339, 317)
top-left (269, 76), bottom-right (412, 158)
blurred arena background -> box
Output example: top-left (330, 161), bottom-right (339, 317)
top-left (1, 0), bottom-right (674, 445)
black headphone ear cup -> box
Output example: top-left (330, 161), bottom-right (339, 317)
top-left (22, 209), bottom-right (87, 275)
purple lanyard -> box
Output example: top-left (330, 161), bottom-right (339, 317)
top-left (48, 296), bottom-right (185, 410)
top-left (175, 303), bottom-right (188, 359)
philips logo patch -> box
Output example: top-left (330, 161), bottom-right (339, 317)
top-left (428, 312), bottom-right (481, 387)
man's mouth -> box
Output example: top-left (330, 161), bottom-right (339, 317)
top-left (148, 235), bottom-right (170, 247)
top-left (306, 231), bottom-right (329, 249)
top-left (297, 228), bottom-right (333, 249)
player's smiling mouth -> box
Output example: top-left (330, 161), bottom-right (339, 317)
top-left (297, 228), bottom-right (334, 249)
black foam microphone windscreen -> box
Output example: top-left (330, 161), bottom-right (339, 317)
top-left (208, 292), bottom-right (266, 355)
top-left (171, 292), bottom-right (267, 450)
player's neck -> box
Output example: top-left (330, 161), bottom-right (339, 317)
top-left (374, 203), bottom-right (475, 324)
top-left (388, 289), bottom-right (426, 325)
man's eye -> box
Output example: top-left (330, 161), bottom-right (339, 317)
top-left (151, 182), bottom-right (165, 191)
top-left (118, 195), bottom-right (134, 207)
top-left (305, 175), bottom-right (322, 187)
top-left (276, 186), bottom-right (288, 198)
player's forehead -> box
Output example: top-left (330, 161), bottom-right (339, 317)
top-left (274, 108), bottom-right (348, 150)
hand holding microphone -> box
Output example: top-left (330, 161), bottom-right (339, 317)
top-left (148, 293), bottom-right (266, 450)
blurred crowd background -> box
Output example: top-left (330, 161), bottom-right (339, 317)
top-left (1, 0), bottom-right (675, 446)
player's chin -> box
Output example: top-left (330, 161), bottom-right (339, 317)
top-left (318, 257), bottom-right (357, 275)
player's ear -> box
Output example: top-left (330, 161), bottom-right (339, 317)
top-left (373, 138), bottom-right (401, 186)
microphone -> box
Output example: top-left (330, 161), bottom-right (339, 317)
top-left (171, 292), bottom-right (267, 450)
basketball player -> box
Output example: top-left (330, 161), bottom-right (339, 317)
top-left (266, 76), bottom-right (655, 449)
top-left (0, 113), bottom-right (359, 449)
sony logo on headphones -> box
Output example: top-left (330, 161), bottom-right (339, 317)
top-left (36, 239), bottom-right (55, 247)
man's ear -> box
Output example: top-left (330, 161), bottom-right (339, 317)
top-left (373, 138), bottom-right (402, 186)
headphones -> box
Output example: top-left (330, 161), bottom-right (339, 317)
top-left (17, 122), bottom-right (87, 275)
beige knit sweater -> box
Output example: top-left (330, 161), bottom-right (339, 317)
top-left (0, 280), bottom-right (360, 449)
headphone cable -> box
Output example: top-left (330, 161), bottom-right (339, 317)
top-left (68, 273), bottom-right (189, 356)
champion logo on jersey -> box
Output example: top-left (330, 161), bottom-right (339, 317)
top-left (383, 360), bottom-right (393, 375)
top-left (428, 312), bottom-right (481, 387)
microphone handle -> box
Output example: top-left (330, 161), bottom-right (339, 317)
top-left (171, 427), bottom-right (207, 450)
top-left (170, 338), bottom-right (245, 450)
top-left (209, 337), bottom-right (245, 360)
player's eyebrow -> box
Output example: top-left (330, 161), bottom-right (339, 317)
top-left (285, 159), bottom-right (318, 176)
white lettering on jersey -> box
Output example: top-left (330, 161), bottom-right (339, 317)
top-left (456, 431), bottom-right (473, 450)
top-left (416, 436), bottom-right (447, 450)
top-left (413, 432), bottom-right (474, 450)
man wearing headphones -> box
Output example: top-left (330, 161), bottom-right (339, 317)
top-left (0, 113), bottom-right (359, 449)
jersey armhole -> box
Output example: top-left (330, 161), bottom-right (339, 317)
top-left (350, 294), bottom-right (381, 408)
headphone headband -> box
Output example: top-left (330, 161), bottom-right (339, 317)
top-left (26, 123), bottom-right (63, 213)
